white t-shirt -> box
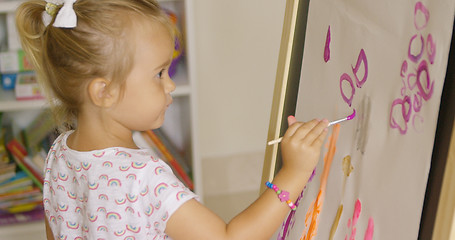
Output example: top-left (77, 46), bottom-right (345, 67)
top-left (43, 131), bottom-right (198, 240)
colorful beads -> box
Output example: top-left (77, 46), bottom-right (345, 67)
top-left (265, 181), bottom-right (297, 211)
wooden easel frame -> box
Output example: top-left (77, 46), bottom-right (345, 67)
top-left (260, 0), bottom-right (455, 238)
top-left (420, 22), bottom-right (455, 240)
top-left (260, 0), bottom-right (309, 191)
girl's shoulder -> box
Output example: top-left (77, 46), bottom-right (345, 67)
top-left (51, 131), bottom-right (159, 163)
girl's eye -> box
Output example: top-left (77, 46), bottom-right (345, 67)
top-left (156, 69), bottom-right (165, 79)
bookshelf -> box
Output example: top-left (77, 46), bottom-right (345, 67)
top-left (0, 0), bottom-right (201, 238)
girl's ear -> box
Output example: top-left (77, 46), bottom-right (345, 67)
top-left (87, 78), bottom-right (119, 108)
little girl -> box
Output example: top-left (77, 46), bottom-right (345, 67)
top-left (16, 0), bottom-right (329, 239)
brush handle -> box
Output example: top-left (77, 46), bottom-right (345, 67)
top-left (267, 137), bottom-right (283, 145)
top-left (328, 117), bottom-right (348, 126)
top-left (268, 118), bottom-right (347, 145)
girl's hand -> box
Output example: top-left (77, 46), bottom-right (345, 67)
top-left (280, 116), bottom-right (329, 180)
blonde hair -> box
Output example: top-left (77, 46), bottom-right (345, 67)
top-left (16, 0), bottom-right (173, 131)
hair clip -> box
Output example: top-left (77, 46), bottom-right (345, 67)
top-left (43, 0), bottom-right (77, 28)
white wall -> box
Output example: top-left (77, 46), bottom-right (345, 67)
top-left (192, 0), bottom-right (286, 159)
top-left (190, 2), bottom-right (286, 215)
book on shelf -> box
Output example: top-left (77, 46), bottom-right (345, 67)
top-left (137, 129), bottom-right (194, 190)
top-left (0, 205), bottom-right (44, 226)
top-left (21, 110), bottom-right (56, 156)
top-left (153, 128), bottom-right (191, 173)
top-left (0, 162), bottom-right (16, 183)
top-left (0, 111), bottom-right (53, 226)
top-left (0, 177), bottom-right (42, 219)
top-left (0, 171), bottom-right (33, 195)
top-left (6, 139), bottom-right (43, 190)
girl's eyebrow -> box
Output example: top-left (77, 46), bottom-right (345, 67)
top-left (154, 59), bottom-right (172, 70)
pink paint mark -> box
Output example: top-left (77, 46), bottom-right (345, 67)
top-left (343, 200), bottom-right (375, 240)
top-left (400, 60), bottom-right (408, 78)
top-left (324, 25), bottom-right (331, 62)
top-left (400, 80), bottom-right (406, 96)
top-left (347, 109), bottom-right (356, 120)
top-left (416, 60), bottom-right (434, 101)
top-left (340, 73), bottom-right (355, 107)
top-left (426, 34), bottom-right (436, 64)
top-left (277, 168), bottom-right (316, 240)
top-left (352, 49), bottom-right (368, 88)
top-left (340, 49), bottom-right (369, 107)
top-left (352, 199), bottom-right (361, 227)
top-left (390, 95), bottom-right (412, 135)
top-left (414, 1), bottom-right (430, 30)
top-left (364, 218), bottom-right (374, 240)
top-left (345, 199), bottom-right (362, 240)
top-left (350, 228), bottom-right (357, 240)
top-left (408, 34), bottom-right (424, 63)
top-left (407, 73), bottom-right (417, 90)
top-left (391, 2), bottom-right (434, 135)
top-left (413, 93), bottom-right (422, 112)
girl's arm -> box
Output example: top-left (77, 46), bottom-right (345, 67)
top-left (44, 218), bottom-right (55, 240)
top-left (166, 119), bottom-right (328, 240)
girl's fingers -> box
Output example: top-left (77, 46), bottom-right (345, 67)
top-left (289, 119), bottom-right (320, 141)
top-left (302, 119), bottom-right (329, 145)
top-left (283, 120), bottom-right (304, 139)
top-left (287, 115), bottom-right (298, 126)
top-left (312, 127), bottom-right (329, 147)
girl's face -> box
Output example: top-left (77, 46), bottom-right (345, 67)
top-left (109, 20), bottom-right (175, 131)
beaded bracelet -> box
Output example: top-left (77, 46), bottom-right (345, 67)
top-left (265, 181), bottom-right (297, 211)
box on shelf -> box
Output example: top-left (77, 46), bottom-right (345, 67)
top-left (14, 72), bottom-right (44, 101)
top-left (0, 50), bottom-right (33, 73)
top-left (18, 50), bottom-right (33, 71)
top-left (6, 12), bottom-right (21, 51)
top-left (0, 51), bottom-right (18, 73)
top-left (1, 73), bottom-right (16, 90)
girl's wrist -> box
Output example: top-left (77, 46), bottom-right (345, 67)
top-left (278, 166), bottom-right (314, 184)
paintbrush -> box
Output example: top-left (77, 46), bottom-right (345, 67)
top-left (267, 109), bottom-right (356, 146)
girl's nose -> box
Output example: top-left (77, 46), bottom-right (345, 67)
top-left (166, 76), bottom-right (176, 93)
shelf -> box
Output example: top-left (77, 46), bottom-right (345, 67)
top-left (0, 62), bottom-right (190, 112)
top-left (0, 88), bottom-right (47, 112)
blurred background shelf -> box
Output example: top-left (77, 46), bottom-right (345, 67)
top-left (0, 0), bottom-right (200, 239)
top-left (0, 62), bottom-right (190, 112)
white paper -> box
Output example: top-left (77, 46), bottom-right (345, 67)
top-left (276, 1), bottom-right (455, 239)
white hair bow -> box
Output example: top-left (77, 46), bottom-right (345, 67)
top-left (43, 0), bottom-right (77, 28)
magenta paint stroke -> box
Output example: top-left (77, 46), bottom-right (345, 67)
top-left (400, 60), bottom-right (408, 78)
top-left (364, 218), bottom-right (374, 240)
top-left (276, 168), bottom-right (316, 240)
top-left (408, 34), bottom-right (424, 63)
top-left (345, 199), bottom-right (361, 240)
top-left (390, 1), bottom-right (435, 134)
top-left (340, 48), bottom-right (368, 107)
top-left (413, 94), bottom-right (423, 112)
top-left (324, 25), bottom-right (331, 62)
top-left (426, 34), bottom-right (436, 64)
top-left (416, 60), bottom-right (434, 101)
top-left (390, 95), bottom-right (412, 134)
top-left (414, 1), bottom-right (430, 30)
top-left (352, 49), bottom-right (368, 88)
top-left (344, 199), bottom-right (375, 240)
top-left (347, 109), bottom-right (356, 120)
top-left (340, 73), bottom-right (355, 107)
top-left (407, 73), bottom-right (417, 90)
